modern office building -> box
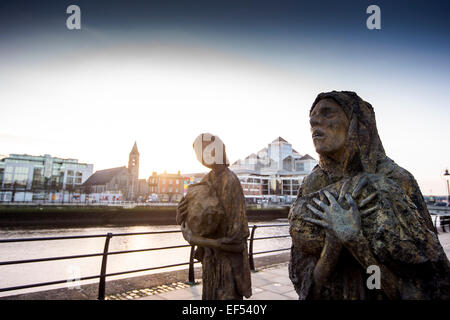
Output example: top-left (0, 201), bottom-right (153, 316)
top-left (178, 137), bottom-right (317, 204)
top-left (0, 153), bottom-right (93, 202)
top-left (229, 137), bottom-right (317, 204)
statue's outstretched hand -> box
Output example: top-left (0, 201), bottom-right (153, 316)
top-left (338, 176), bottom-right (379, 217)
top-left (303, 184), bottom-right (380, 244)
top-left (304, 191), bottom-right (361, 244)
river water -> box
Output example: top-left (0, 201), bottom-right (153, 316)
top-left (0, 221), bottom-right (291, 297)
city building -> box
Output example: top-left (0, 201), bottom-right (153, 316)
top-left (81, 142), bottom-right (146, 202)
top-left (181, 173), bottom-right (206, 195)
top-left (0, 153), bottom-right (93, 202)
top-left (148, 171), bottom-right (184, 202)
top-left (177, 137), bottom-right (317, 205)
top-left (229, 137), bottom-right (318, 204)
top-left (81, 166), bottom-right (129, 202)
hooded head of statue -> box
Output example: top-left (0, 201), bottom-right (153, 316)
top-left (192, 133), bottom-right (230, 169)
top-left (309, 91), bottom-right (386, 177)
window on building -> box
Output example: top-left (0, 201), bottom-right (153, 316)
top-left (13, 167), bottom-right (29, 188)
top-left (32, 168), bottom-right (44, 188)
top-left (296, 162), bottom-right (305, 171)
top-left (3, 172), bottom-right (13, 187)
top-left (15, 167), bottom-right (28, 174)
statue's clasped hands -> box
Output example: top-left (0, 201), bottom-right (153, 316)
top-left (303, 176), bottom-right (380, 244)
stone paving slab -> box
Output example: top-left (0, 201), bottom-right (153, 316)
top-left (139, 263), bottom-right (296, 300)
top-left (439, 232), bottom-right (450, 259)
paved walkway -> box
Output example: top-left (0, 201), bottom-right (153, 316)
top-left (439, 231), bottom-right (450, 260)
top-left (138, 262), bottom-right (296, 300)
top-left (136, 232), bottom-right (450, 301)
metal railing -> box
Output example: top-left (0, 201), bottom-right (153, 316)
top-left (0, 201), bottom-right (180, 207)
top-left (0, 223), bottom-right (290, 299)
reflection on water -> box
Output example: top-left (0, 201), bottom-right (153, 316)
top-left (0, 222), bottom-right (291, 297)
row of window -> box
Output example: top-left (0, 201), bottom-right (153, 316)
top-left (2, 167), bottom-right (30, 187)
top-left (149, 178), bottom-right (181, 185)
top-left (149, 186), bottom-right (183, 194)
top-left (66, 177), bottom-right (83, 184)
top-left (239, 177), bottom-right (302, 184)
top-left (2, 166), bottom-right (84, 188)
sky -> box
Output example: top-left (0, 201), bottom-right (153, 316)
top-left (0, 0), bottom-right (449, 195)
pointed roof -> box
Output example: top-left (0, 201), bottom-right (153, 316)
top-left (258, 147), bottom-right (268, 152)
top-left (130, 141), bottom-right (139, 155)
top-left (299, 154), bottom-right (315, 161)
top-left (82, 166), bottom-right (128, 186)
top-left (272, 136), bottom-right (288, 143)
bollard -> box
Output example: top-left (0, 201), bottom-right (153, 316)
top-left (98, 232), bottom-right (113, 300)
top-left (248, 225), bottom-right (257, 271)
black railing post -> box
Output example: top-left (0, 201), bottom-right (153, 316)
top-left (248, 225), bottom-right (257, 271)
top-left (188, 245), bottom-right (196, 284)
top-left (98, 232), bottom-right (113, 300)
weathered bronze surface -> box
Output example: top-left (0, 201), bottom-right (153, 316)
top-left (177, 134), bottom-right (252, 300)
top-left (289, 91), bottom-right (450, 299)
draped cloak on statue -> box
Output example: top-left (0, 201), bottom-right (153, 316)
top-left (177, 133), bottom-right (252, 300)
top-left (289, 91), bottom-right (450, 299)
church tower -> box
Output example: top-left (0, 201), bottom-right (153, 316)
top-left (128, 141), bottom-right (140, 177)
top-left (128, 141), bottom-right (140, 200)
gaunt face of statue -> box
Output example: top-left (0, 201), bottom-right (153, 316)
top-left (310, 98), bottom-right (350, 161)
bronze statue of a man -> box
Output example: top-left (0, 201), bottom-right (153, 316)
top-left (177, 133), bottom-right (252, 300)
top-left (289, 91), bottom-right (450, 299)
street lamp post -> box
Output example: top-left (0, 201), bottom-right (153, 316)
top-left (443, 169), bottom-right (450, 204)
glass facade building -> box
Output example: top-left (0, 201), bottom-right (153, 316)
top-left (229, 137), bottom-right (317, 204)
top-left (0, 154), bottom-right (93, 202)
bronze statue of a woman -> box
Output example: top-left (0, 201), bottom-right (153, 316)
top-left (289, 91), bottom-right (450, 299)
top-left (177, 133), bottom-right (252, 300)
